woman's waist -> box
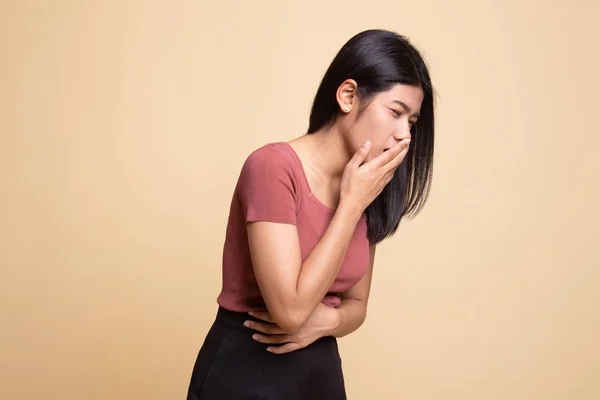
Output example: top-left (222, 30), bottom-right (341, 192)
top-left (212, 307), bottom-right (339, 350)
top-left (214, 306), bottom-right (261, 334)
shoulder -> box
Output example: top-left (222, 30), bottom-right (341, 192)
top-left (236, 142), bottom-right (302, 210)
top-left (241, 142), bottom-right (297, 175)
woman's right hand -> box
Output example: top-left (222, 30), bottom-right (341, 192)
top-left (340, 138), bottom-right (411, 215)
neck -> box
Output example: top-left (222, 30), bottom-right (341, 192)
top-left (302, 125), bottom-right (350, 179)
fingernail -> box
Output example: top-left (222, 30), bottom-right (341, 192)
top-left (363, 140), bottom-right (370, 148)
top-left (243, 321), bottom-right (250, 327)
top-left (252, 334), bottom-right (258, 340)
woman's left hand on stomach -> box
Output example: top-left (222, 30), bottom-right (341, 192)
top-left (244, 303), bottom-right (340, 354)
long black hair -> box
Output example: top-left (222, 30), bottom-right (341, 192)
top-left (307, 29), bottom-right (435, 245)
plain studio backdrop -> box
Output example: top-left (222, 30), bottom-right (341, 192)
top-left (1, 1), bottom-right (599, 399)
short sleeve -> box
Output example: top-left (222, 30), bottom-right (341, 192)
top-left (237, 145), bottom-right (298, 225)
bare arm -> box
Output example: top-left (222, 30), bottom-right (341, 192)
top-left (248, 138), bottom-right (410, 333)
top-left (248, 203), bottom-right (363, 333)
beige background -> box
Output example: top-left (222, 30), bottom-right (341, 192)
top-left (1, 1), bottom-right (599, 399)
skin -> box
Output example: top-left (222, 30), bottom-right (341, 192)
top-left (244, 80), bottom-right (424, 354)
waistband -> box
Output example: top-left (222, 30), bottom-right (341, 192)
top-left (213, 307), bottom-right (339, 349)
top-left (214, 306), bottom-right (263, 333)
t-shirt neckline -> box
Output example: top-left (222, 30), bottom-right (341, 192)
top-left (275, 141), bottom-right (336, 215)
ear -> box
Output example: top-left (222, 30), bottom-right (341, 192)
top-left (336, 79), bottom-right (358, 114)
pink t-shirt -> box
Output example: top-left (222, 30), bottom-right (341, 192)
top-left (216, 142), bottom-right (370, 311)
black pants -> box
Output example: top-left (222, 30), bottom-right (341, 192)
top-left (186, 307), bottom-right (347, 400)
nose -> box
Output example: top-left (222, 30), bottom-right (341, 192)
top-left (393, 124), bottom-right (412, 141)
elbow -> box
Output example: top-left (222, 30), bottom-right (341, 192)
top-left (278, 320), bottom-right (303, 334)
top-left (271, 309), bottom-right (308, 334)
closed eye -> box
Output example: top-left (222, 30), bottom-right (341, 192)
top-left (391, 109), bottom-right (401, 117)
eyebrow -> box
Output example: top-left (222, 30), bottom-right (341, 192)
top-left (393, 100), bottom-right (420, 118)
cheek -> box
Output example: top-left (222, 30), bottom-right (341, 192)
top-left (361, 107), bottom-right (387, 128)
top-left (365, 110), bottom-right (394, 147)
top-left (348, 108), bottom-right (394, 156)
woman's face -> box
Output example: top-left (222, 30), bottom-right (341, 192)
top-left (340, 83), bottom-right (424, 162)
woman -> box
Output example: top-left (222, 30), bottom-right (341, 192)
top-left (187, 29), bottom-right (435, 399)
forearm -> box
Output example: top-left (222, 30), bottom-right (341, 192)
top-left (330, 298), bottom-right (368, 338)
top-left (292, 203), bottom-right (363, 323)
